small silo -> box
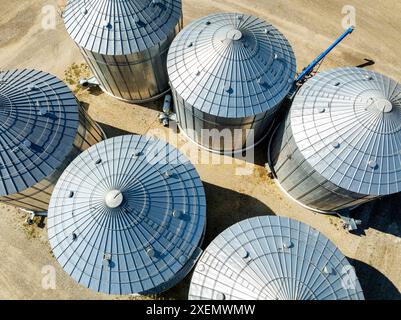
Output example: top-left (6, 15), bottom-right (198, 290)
top-left (189, 216), bottom-right (364, 300)
top-left (64, 0), bottom-right (183, 103)
top-left (167, 12), bottom-right (296, 153)
top-left (0, 69), bottom-right (105, 212)
top-left (268, 67), bottom-right (401, 213)
top-left (47, 135), bottom-right (206, 295)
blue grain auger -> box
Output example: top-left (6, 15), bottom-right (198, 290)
top-left (294, 26), bottom-right (355, 85)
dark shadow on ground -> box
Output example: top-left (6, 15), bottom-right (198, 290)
top-left (97, 122), bottom-right (136, 138)
top-left (356, 58), bottom-right (375, 68)
top-left (87, 86), bottom-right (104, 97)
top-left (349, 258), bottom-right (401, 300)
top-left (155, 182), bottom-right (274, 300)
top-left (37, 216), bottom-right (46, 229)
top-left (138, 95), bottom-right (164, 112)
top-left (202, 182), bottom-right (275, 246)
top-left (351, 194), bottom-right (401, 238)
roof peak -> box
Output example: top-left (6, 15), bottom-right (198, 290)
top-left (371, 98), bottom-right (393, 113)
top-left (104, 189), bottom-right (124, 208)
top-left (225, 28), bottom-right (243, 41)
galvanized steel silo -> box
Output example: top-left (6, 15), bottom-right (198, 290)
top-left (0, 69), bottom-right (105, 212)
top-left (64, 0), bottom-right (183, 103)
top-left (268, 67), bottom-right (401, 213)
top-left (189, 216), bottom-right (364, 300)
top-left (167, 13), bottom-right (296, 153)
top-left (48, 135), bottom-right (206, 295)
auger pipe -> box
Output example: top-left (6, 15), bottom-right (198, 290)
top-left (295, 26), bottom-right (355, 83)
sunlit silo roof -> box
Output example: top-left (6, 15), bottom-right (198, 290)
top-left (168, 12), bottom-right (296, 118)
top-left (167, 12), bottom-right (296, 152)
top-left (64, 0), bottom-right (182, 56)
top-left (189, 216), bottom-right (364, 300)
top-left (48, 135), bottom-right (206, 295)
top-left (269, 67), bottom-right (401, 212)
top-left (0, 69), bottom-right (104, 211)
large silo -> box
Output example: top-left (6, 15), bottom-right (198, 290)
top-left (167, 12), bottom-right (296, 153)
top-left (0, 69), bottom-right (105, 212)
top-left (64, 0), bottom-right (183, 103)
top-left (189, 216), bottom-right (364, 300)
top-left (47, 135), bottom-right (206, 295)
top-left (268, 67), bottom-right (401, 213)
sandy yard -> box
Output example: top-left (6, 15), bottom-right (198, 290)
top-left (0, 0), bottom-right (400, 300)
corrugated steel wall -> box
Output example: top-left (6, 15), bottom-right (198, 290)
top-left (80, 21), bottom-right (182, 103)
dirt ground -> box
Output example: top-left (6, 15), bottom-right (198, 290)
top-left (0, 0), bottom-right (400, 300)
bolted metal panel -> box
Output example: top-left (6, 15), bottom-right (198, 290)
top-left (269, 67), bottom-right (401, 212)
top-left (0, 69), bottom-right (104, 212)
top-left (64, 0), bottom-right (183, 103)
top-left (189, 216), bottom-right (364, 300)
top-left (47, 135), bottom-right (206, 295)
top-left (167, 12), bottom-right (296, 152)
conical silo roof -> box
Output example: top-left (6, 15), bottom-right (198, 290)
top-left (64, 0), bottom-right (182, 56)
top-left (48, 135), bottom-right (206, 295)
top-left (0, 69), bottom-right (80, 198)
top-left (167, 12), bottom-right (296, 118)
top-left (290, 67), bottom-right (401, 196)
top-left (189, 216), bottom-right (364, 300)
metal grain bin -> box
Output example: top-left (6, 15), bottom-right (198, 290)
top-left (64, 0), bottom-right (183, 103)
top-left (167, 13), bottom-right (296, 153)
top-left (48, 135), bottom-right (206, 295)
top-left (0, 69), bottom-right (105, 212)
top-left (269, 67), bottom-right (401, 213)
top-left (189, 216), bottom-right (364, 300)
